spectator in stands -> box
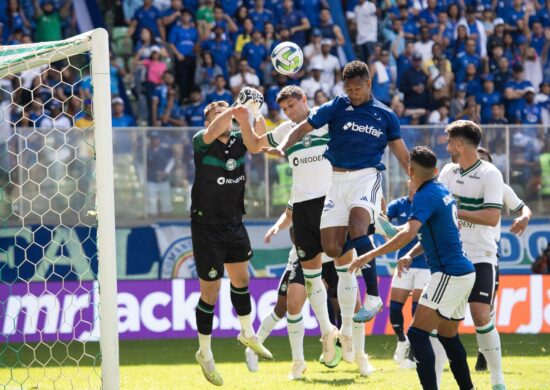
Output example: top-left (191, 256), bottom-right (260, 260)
top-left (281, 0), bottom-right (310, 47)
top-left (432, 9), bottom-right (454, 49)
top-left (487, 44), bottom-right (504, 75)
top-left (494, 56), bottom-right (512, 93)
top-left (127, 0), bottom-right (165, 42)
top-left (230, 58), bottom-right (260, 96)
top-left (428, 100), bottom-right (450, 126)
top-left (151, 70), bottom-right (176, 127)
top-left (428, 54), bottom-right (454, 102)
top-left (206, 75), bottom-right (233, 105)
top-left (300, 63), bottom-right (331, 101)
top-left (527, 21), bottom-right (545, 57)
top-left (161, 0), bottom-right (184, 36)
top-left (487, 19), bottom-right (505, 53)
top-left (168, 9), bottom-right (198, 101)
top-left (303, 28), bottom-right (323, 65)
top-left (40, 100), bottom-right (71, 131)
top-left (523, 47), bottom-right (543, 93)
top-left (370, 49), bottom-right (393, 106)
top-left (264, 21), bottom-right (276, 49)
top-left (460, 97), bottom-right (481, 123)
top-left (112, 98), bottom-right (136, 127)
top-left (450, 83), bottom-right (467, 119)
top-left (195, 51), bottom-right (223, 96)
top-left (318, 8), bottom-right (345, 49)
top-left (414, 26), bottom-right (434, 62)
top-left (146, 132), bottom-right (174, 217)
top-left (212, 6), bottom-right (238, 37)
top-left (419, 0), bottom-right (438, 30)
top-left (520, 87), bottom-right (543, 126)
top-left (464, 63), bottom-right (483, 97)
top-left (234, 18), bottom-right (254, 60)
top-left (505, 63), bottom-right (534, 123)
top-left (394, 40), bottom-right (414, 88)
top-left (202, 23), bottom-right (234, 78)
top-left (400, 52), bottom-right (429, 113)
top-left (454, 38), bottom-right (482, 85)
top-left (536, 81), bottom-right (550, 125)
top-left (4, 0), bottom-right (31, 43)
top-left (133, 27), bottom-right (168, 58)
top-left (242, 30), bottom-right (269, 82)
top-left (488, 103), bottom-right (508, 125)
top-left (478, 75), bottom-right (502, 124)
top-left (391, 99), bottom-right (411, 125)
top-left (313, 89), bottom-right (329, 107)
top-left (196, 0), bottom-right (215, 41)
top-left (32, 0), bottom-right (73, 42)
top-left (183, 88), bottom-right (206, 127)
top-left (461, 6), bottom-right (487, 58)
top-left (138, 46), bottom-right (168, 121)
top-left (352, 0), bottom-right (377, 63)
top-left (296, 0), bottom-right (325, 29)
top-left (110, 51), bottom-right (126, 98)
top-left (310, 39), bottom-right (341, 87)
top-left (249, 0), bottom-right (273, 33)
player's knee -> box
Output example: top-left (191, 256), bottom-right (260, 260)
top-left (200, 288), bottom-right (220, 306)
top-left (470, 309), bottom-right (491, 326)
top-left (230, 275), bottom-right (249, 289)
top-left (322, 242), bottom-right (342, 258)
top-left (287, 298), bottom-right (303, 315)
top-left (348, 216), bottom-right (370, 238)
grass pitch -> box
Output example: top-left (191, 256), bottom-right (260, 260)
top-left (1, 334), bottom-right (549, 389)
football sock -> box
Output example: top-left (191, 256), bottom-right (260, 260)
top-left (389, 300), bottom-right (406, 342)
top-left (287, 313), bottom-right (305, 361)
top-left (335, 265), bottom-right (358, 337)
top-left (438, 334), bottom-right (474, 390)
top-left (476, 322), bottom-right (505, 385)
top-left (196, 298), bottom-right (215, 360)
top-left (353, 235), bottom-right (379, 296)
top-left (353, 321), bottom-right (366, 358)
top-left (303, 268), bottom-right (332, 335)
top-left (230, 284), bottom-right (254, 337)
top-left (430, 332), bottom-right (448, 389)
top-left (408, 326), bottom-right (437, 390)
top-left (257, 310), bottom-right (281, 343)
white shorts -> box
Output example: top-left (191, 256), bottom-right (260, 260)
top-left (320, 168), bottom-right (382, 229)
top-left (392, 267), bottom-right (431, 291)
top-left (419, 272), bottom-right (475, 321)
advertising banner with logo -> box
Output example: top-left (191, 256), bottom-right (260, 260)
top-left (1, 276), bottom-right (548, 342)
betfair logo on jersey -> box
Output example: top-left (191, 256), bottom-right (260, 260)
top-left (292, 154), bottom-right (324, 166)
top-left (226, 158), bottom-right (237, 171)
top-left (342, 122), bottom-right (382, 137)
top-left (216, 175), bottom-right (245, 185)
top-left (301, 135), bottom-right (312, 147)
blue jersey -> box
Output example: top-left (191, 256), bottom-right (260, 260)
top-left (307, 95), bottom-right (401, 170)
top-left (408, 179), bottom-right (474, 276)
top-left (387, 197), bottom-right (428, 269)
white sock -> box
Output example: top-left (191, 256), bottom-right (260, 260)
top-left (238, 314), bottom-right (256, 338)
top-left (476, 322), bottom-right (505, 386)
top-left (257, 310), bottom-right (281, 343)
top-left (353, 321), bottom-right (365, 358)
top-left (198, 333), bottom-right (213, 360)
top-left (430, 332), bottom-right (447, 389)
top-left (287, 312), bottom-right (305, 362)
top-left (336, 265), bottom-right (358, 337)
top-left (303, 268), bottom-right (332, 335)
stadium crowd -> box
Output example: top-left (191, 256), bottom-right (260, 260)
top-left (0, 0), bottom-right (549, 217)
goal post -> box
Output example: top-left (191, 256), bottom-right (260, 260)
top-left (0, 28), bottom-right (119, 389)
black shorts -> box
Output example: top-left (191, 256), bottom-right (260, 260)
top-left (191, 220), bottom-right (253, 281)
top-left (277, 270), bottom-right (291, 296)
top-left (288, 260), bottom-right (304, 286)
top-left (468, 263), bottom-right (498, 305)
top-left (293, 196), bottom-right (324, 262)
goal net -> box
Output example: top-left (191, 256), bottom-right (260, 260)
top-left (0, 29), bottom-right (119, 389)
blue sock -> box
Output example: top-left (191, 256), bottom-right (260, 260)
top-left (408, 327), bottom-right (437, 390)
top-left (437, 334), bottom-right (474, 390)
top-left (389, 300), bottom-right (406, 342)
top-left (341, 235), bottom-right (353, 256)
top-left (412, 301), bottom-right (418, 316)
top-left (353, 235), bottom-right (379, 296)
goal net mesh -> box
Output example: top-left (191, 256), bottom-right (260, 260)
top-left (0, 34), bottom-right (106, 389)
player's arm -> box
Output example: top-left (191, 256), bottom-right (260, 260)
top-left (265, 206), bottom-right (293, 243)
top-left (348, 220), bottom-right (421, 273)
top-left (262, 119), bottom-right (314, 157)
top-left (457, 169), bottom-right (503, 227)
top-left (504, 183), bottom-right (532, 235)
top-left (201, 107), bottom-right (234, 144)
top-left (254, 115), bottom-right (267, 136)
top-left (233, 106), bottom-right (270, 153)
top-left (388, 138), bottom-right (410, 174)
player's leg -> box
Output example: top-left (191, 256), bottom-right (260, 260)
top-left (353, 289), bottom-right (376, 376)
top-left (191, 222), bottom-right (225, 386)
top-left (389, 267), bottom-right (413, 365)
top-left (294, 197), bottom-right (338, 362)
top-left (430, 331), bottom-right (448, 389)
top-left (286, 264), bottom-right (308, 380)
top-left (477, 264), bottom-right (499, 372)
top-left (469, 263), bottom-right (505, 388)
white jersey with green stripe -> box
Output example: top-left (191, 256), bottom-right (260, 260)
top-left (439, 159), bottom-right (503, 264)
top-left (267, 112), bottom-right (331, 203)
top-left (495, 183), bottom-right (524, 241)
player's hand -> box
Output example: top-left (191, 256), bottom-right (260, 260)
top-left (510, 215), bottom-right (529, 236)
top-left (347, 252), bottom-right (375, 273)
top-left (260, 146), bottom-right (285, 158)
top-left (231, 105), bottom-right (250, 124)
top-left (396, 255), bottom-right (413, 278)
top-left (235, 87), bottom-right (264, 118)
top-left (264, 225), bottom-right (280, 243)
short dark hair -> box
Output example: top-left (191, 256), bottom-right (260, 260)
top-left (204, 100), bottom-right (229, 119)
top-left (477, 147), bottom-right (493, 163)
top-left (276, 85), bottom-right (305, 103)
top-left (445, 120), bottom-right (483, 147)
top-left (342, 61), bottom-right (370, 81)
top-left (410, 146), bottom-right (437, 169)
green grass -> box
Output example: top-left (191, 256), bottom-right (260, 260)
top-left (1, 334), bottom-right (550, 389)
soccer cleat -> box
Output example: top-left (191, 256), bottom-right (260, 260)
top-left (320, 325), bottom-right (339, 363)
top-left (237, 332), bottom-right (273, 359)
top-left (338, 331), bottom-right (355, 363)
top-left (375, 214), bottom-right (399, 238)
top-left (319, 344), bottom-right (342, 368)
top-left (356, 353), bottom-right (376, 377)
top-left (353, 295), bottom-right (383, 322)
top-left (288, 360), bottom-right (307, 380)
top-left (195, 350), bottom-right (223, 386)
top-left (400, 358), bottom-right (417, 370)
top-left (475, 351), bottom-right (488, 371)
top-left (394, 339), bottom-right (410, 364)
top-left (245, 347), bottom-right (259, 372)
top-left (492, 385), bottom-right (507, 390)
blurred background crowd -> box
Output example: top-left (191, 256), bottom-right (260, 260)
top-left (0, 0), bottom-right (549, 222)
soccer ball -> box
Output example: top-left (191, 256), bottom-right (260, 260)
top-left (271, 41), bottom-right (304, 76)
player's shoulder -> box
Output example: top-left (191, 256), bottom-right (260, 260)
top-left (439, 162), bottom-right (460, 177)
top-left (477, 160), bottom-right (503, 177)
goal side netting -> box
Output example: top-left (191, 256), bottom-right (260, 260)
top-left (0, 29), bottom-right (119, 389)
